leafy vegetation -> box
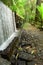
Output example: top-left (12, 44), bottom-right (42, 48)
top-left (24, 0), bottom-right (36, 23)
top-left (37, 3), bottom-right (43, 20)
top-left (10, 0), bottom-right (27, 19)
top-left (1, 0), bottom-right (43, 29)
top-left (37, 3), bottom-right (43, 28)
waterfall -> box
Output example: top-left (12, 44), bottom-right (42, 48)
top-left (0, 1), bottom-right (18, 51)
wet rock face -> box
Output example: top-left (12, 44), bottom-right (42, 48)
top-left (0, 57), bottom-right (11, 65)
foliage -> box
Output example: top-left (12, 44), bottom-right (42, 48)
top-left (37, 3), bottom-right (43, 20)
top-left (24, 0), bottom-right (36, 23)
top-left (37, 3), bottom-right (43, 29)
top-left (1, 0), bottom-right (42, 29)
top-left (10, 0), bottom-right (27, 19)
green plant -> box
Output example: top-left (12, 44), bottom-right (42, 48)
top-left (37, 3), bottom-right (43, 20)
top-left (37, 3), bottom-right (43, 29)
top-left (10, 0), bottom-right (27, 19)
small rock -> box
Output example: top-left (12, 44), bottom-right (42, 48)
top-left (18, 51), bottom-right (34, 61)
top-left (17, 60), bottom-right (26, 65)
top-left (27, 61), bottom-right (36, 65)
top-left (0, 57), bottom-right (11, 65)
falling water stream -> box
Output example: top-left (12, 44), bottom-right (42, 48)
top-left (0, 1), bottom-right (18, 51)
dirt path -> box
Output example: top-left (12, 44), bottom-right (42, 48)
top-left (23, 23), bottom-right (43, 48)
